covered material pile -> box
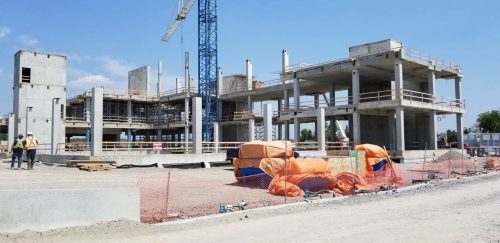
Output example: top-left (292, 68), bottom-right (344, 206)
top-left (486, 159), bottom-right (500, 170)
top-left (234, 141), bottom-right (370, 197)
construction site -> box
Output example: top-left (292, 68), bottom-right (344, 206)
top-left (1, 1), bottom-right (500, 242)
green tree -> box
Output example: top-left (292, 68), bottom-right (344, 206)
top-left (446, 129), bottom-right (457, 143)
top-left (300, 129), bottom-right (314, 142)
top-left (477, 110), bottom-right (500, 133)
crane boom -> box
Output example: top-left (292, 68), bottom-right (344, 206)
top-left (161, 0), bottom-right (197, 42)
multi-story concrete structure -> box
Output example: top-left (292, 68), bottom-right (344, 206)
top-left (11, 51), bottom-right (67, 155)
top-left (9, 39), bottom-right (465, 163)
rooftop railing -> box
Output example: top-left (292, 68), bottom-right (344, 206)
top-left (403, 48), bottom-right (461, 72)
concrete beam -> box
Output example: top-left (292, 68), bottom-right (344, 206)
top-left (395, 107), bottom-right (405, 151)
top-left (317, 108), bottom-right (326, 151)
top-left (192, 97), bottom-right (202, 154)
top-left (263, 103), bottom-right (273, 141)
top-left (91, 87), bottom-right (103, 156)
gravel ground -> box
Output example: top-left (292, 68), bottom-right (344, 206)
top-left (2, 171), bottom-right (499, 242)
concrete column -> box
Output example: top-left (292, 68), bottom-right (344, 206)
top-left (457, 114), bottom-right (464, 149)
top-left (246, 59), bottom-right (253, 90)
top-left (213, 122), bottom-right (219, 152)
top-left (390, 81), bottom-right (396, 100)
top-left (184, 96), bottom-right (190, 153)
top-left (352, 112), bottom-right (361, 145)
top-left (293, 78), bottom-right (300, 110)
top-left (283, 89), bottom-right (289, 109)
top-left (294, 118), bottom-right (300, 142)
top-left (395, 58), bottom-right (403, 100)
top-left (277, 99), bottom-right (283, 139)
top-left (282, 50), bottom-right (289, 73)
top-left (388, 114), bottom-right (395, 150)
top-left (329, 83), bottom-right (335, 106)
top-left (317, 108), bottom-right (326, 151)
top-left (8, 113), bottom-right (15, 152)
top-left (127, 100), bottom-right (132, 123)
top-left (158, 61), bottom-right (162, 98)
top-left (192, 97), bottom-right (202, 154)
top-left (428, 70), bottom-right (436, 97)
top-left (429, 111), bottom-right (437, 150)
top-left (248, 95), bottom-right (255, 141)
top-left (395, 107), bottom-right (405, 152)
top-left (284, 121), bottom-right (290, 140)
top-left (455, 77), bottom-right (462, 107)
top-left (85, 97), bottom-right (92, 144)
top-left (157, 129), bottom-right (162, 142)
top-left (51, 98), bottom-right (61, 155)
top-left (314, 95), bottom-right (319, 108)
top-left (352, 69), bottom-right (360, 104)
top-left (263, 103), bottom-right (273, 141)
top-left (91, 87), bottom-right (103, 156)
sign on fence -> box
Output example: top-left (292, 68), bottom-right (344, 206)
top-left (153, 142), bottom-right (163, 151)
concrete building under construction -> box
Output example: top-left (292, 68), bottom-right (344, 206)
top-left (8, 39), bottom-right (465, 163)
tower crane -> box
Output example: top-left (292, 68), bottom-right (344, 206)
top-left (162, 0), bottom-right (219, 142)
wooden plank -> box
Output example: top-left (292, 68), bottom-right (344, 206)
top-left (67, 160), bottom-right (116, 167)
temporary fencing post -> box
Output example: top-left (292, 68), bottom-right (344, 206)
top-left (284, 140), bottom-right (288, 204)
top-left (166, 170), bottom-right (171, 218)
top-left (422, 143), bottom-right (427, 180)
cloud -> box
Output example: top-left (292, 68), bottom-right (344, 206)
top-left (0, 26), bottom-right (10, 39)
top-left (18, 34), bottom-right (39, 46)
top-left (69, 74), bottom-right (114, 89)
top-left (98, 56), bottom-right (134, 77)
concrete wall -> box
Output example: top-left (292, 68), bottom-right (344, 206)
top-left (360, 114), bottom-right (390, 148)
top-left (349, 39), bottom-right (402, 58)
top-left (94, 152), bottom-right (226, 166)
top-left (128, 66), bottom-right (150, 94)
top-left (13, 51), bottom-right (66, 149)
top-left (0, 187), bottom-right (139, 233)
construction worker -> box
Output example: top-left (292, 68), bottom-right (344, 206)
top-left (24, 131), bottom-right (38, 170)
top-left (10, 134), bottom-right (24, 169)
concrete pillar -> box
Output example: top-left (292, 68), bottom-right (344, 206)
top-left (352, 112), bottom-right (361, 145)
top-left (395, 107), bottom-right (405, 151)
top-left (282, 50), bottom-right (289, 73)
top-left (317, 108), bottom-right (326, 151)
top-left (192, 97), bottom-right (202, 154)
top-left (277, 99), bottom-right (283, 139)
top-left (455, 77), bottom-right (462, 107)
top-left (457, 114), bottom-right (464, 149)
top-left (8, 113), bottom-right (15, 152)
top-left (246, 59), bottom-right (253, 90)
top-left (284, 121), bottom-right (290, 140)
top-left (395, 58), bottom-right (403, 100)
top-left (51, 98), bottom-right (61, 155)
top-left (248, 95), bottom-right (255, 141)
top-left (127, 100), bottom-right (132, 123)
top-left (213, 122), bottom-right (219, 152)
top-left (314, 95), bottom-right (319, 108)
top-left (428, 70), bottom-right (436, 97)
top-left (91, 87), bottom-right (103, 156)
top-left (330, 118), bottom-right (336, 141)
top-left (352, 69), bottom-right (360, 104)
top-left (390, 81), bottom-right (396, 100)
top-left (388, 114), bottom-right (395, 150)
top-left (293, 78), bottom-right (300, 110)
top-left (184, 96), bottom-right (190, 153)
top-left (329, 83), bottom-right (335, 106)
top-left (283, 88), bottom-right (289, 109)
top-left (157, 129), bottom-right (162, 141)
top-left (263, 103), bottom-right (273, 141)
top-left (429, 111), bottom-right (437, 150)
top-left (158, 61), bottom-right (162, 98)
top-left (294, 118), bottom-right (300, 142)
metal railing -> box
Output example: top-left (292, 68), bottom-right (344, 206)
top-left (103, 89), bottom-right (157, 100)
top-left (220, 79), bottom-right (293, 95)
top-left (102, 141), bottom-right (193, 154)
top-left (403, 48), bottom-right (461, 72)
top-left (160, 87), bottom-right (197, 97)
top-left (202, 142), bottom-right (242, 152)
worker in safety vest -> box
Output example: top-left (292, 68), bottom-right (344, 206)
top-left (24, 131), bottom-right (38, 170)
top-left (11, 134), bottom-right (24, 169)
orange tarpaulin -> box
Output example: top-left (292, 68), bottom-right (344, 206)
top-left (238, 141), bottom-right (293, 159)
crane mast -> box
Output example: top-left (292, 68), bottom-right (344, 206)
top-left (162, 0), bottom-right (219, 142)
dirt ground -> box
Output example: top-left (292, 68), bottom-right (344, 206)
top-left (1, 168), bottom-right (499, 242)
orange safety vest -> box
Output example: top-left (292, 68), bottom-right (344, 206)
top-left (25, 137), bottom-right (38, 150)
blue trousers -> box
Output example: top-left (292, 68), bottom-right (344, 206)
top-left (11, 150), bottom-right (23, 168)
